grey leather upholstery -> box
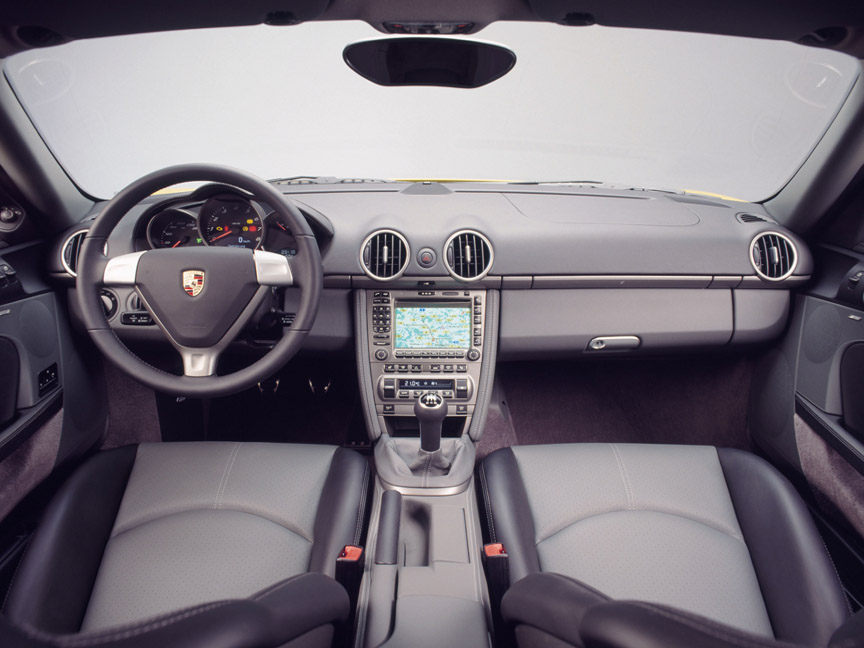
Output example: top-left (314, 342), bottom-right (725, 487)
top-left (481, 443), bottom-right (850, 647)
top-left (4, 442), bottom-right (370, 647)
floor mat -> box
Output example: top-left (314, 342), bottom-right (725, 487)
top-left (481, 354), bottom-right (755, 454)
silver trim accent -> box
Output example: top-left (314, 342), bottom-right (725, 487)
top-left (376, 478), bottom-right (472, 497)
top-left (749, 231), bottom-right (798, 282)
top-left (532, 275), bottom-right (712, 288)
top-left (443, 230), bottom-right (494, 282)
top-left (360, 229), bottom-right (410, 281)
top-left (252, 250), bottom-right (294, 286)
top-left (60, 229), bottom-right (89, 277)
top-left (103, 251), bottom-right (146, 285)
top-left (587, 335), bottom-right (642, 351)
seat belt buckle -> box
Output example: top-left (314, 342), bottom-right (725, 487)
top-left (336, 545), bottom-right (364, 602)
top-left (483, 543), bottom-right (511, 591)
top-left (483, 543), bottom-right (511, 640)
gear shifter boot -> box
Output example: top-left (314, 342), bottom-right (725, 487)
top-left (408, 446), bottom-right (452, 476)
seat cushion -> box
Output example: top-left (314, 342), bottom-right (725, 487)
top-left (482, 443), bottom-right (849, 644)
top-left (5, 442), bottom-right (369, 633)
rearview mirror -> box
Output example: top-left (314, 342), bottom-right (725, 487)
top-left (343, 37), bottom-right (516, 88)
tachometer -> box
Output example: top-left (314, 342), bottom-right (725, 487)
top-left (147, 208), bottom-right (203, 248)
top-left (200, 194), bottom-right (264, 249)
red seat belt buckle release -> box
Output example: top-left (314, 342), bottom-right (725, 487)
top-left (338, 545), bottom-right (364, 562)
top-left (484, 543), bottom-right (507, 558)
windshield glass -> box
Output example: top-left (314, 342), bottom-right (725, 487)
top-left (4, 21), bottom-right (859, 201)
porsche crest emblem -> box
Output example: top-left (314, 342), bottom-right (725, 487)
top-left (182, 270), bottom-right (205, 297)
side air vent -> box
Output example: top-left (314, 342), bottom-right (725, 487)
top-left (61, 230), bottom-right (88, 277)
top-left (738, 213), bottom-right (768, 224)
top-left (750, 232), bottom-right (797, 281)
top-left (444, 230), bottom-right (493, 281)
top-left (361, 229), bottom-right (409, 280)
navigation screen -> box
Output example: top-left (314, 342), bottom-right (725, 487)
top-left (394, 304), bottom-right (471, 349)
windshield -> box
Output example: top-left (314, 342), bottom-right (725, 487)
top-left (4, 21), bottom-right (859, 201)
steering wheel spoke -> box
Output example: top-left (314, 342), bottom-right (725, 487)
top-left (179, 347), bottom-right (222, 377)
top-left (103, 251), bottom-right (146, 285)
top-left (253, 250), bottom-right (294, 286)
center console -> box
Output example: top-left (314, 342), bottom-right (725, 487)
top-left (365, 288), bottom-right (487, 423)
top-left (354, 286), bottom-right (499, 647)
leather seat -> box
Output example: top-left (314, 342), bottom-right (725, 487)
top-left (2, 442), bottom-right (370, 648)
top-left (479, 443), bottom-right (854, 648)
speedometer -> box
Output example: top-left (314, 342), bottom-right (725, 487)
top-left (200, 194), bottom-right (264, 249)
top-left (147, 208), bottom-right (203, 248)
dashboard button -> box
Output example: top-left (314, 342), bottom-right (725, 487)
top-left (430, 364), bottom-right (441, 373)
top-left (384, 364), bottom-right (395, 373)
top-left (443, 364), bottom-right (454, 372)
top-left (456, 364), bottom-right (467, 372)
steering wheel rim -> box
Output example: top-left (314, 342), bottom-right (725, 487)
top-left (77, 163), bottom-right (323, 398)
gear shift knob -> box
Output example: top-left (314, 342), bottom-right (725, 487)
top-left (414, 392), bottom-right (447, 452)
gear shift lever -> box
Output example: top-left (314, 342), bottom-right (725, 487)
top-left (415, 392), bottom-right (447, 452)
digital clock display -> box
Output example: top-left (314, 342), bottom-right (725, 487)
top-left (398, 379), bottom-right (454, 390)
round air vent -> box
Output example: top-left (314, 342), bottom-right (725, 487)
top-left (444, 230), bottom-right (493, 281)
top-left (750, 232), bottom-right (797, 281)
top-left (61, 229), bottom-right (89, 277)
top-left (361, 229), bottom-right (410, 280)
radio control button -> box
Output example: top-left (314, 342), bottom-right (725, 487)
top-left (467, 349), bottom-right (481, 361)
top-left (375, 349), bottom-right (389, 361)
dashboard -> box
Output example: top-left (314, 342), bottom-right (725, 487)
top-left (50, 181), bottom-right (811, 363)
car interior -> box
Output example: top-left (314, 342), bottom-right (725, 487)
top-left (0, 1), bottom-right (864, 647)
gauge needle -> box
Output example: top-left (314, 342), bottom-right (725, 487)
top-left (276, 222), bottom-right (288, 232)
top-left (172, 240), bottom-right (182, 248)
top-left (210, 230), bottom-right (233, 243)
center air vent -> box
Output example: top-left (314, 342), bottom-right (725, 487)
top-left (61, 229), bottom-right (89, 277)
top-left (750, 232), bottom-right (797, 281)
top-left (444, 230), bottom-right (493, 281)
top-left (361, 230), bottom-right (409, 280)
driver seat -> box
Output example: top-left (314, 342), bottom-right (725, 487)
top-left (2, 442), bottom-right (370, 647)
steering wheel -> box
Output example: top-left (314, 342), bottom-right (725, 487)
top-left (76, 164), bottom-right (322, 397)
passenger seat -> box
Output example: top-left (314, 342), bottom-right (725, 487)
top-left (479, 443), bottom-right (854, 647)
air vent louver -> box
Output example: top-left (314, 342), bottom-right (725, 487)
top-left (361, 230), bottom-right (409, 280)
top-left (750, 232), bottom-right (797, 281)
top-left (61, 230), bottom-right (88, 277)
top-left (444, 230), bottom-right (493, 281)
top-left (738, 213), bottom-right (768, 223)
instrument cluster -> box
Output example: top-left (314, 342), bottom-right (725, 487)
top-left (144, 192), bottom-right (298, 259)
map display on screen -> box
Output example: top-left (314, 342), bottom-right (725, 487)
top-left (395, 305), bottom-right (471, 349)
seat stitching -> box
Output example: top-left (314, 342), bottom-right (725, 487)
top-left (610, 443), bottom-right (635, 511)
top-left (353, 464), bottom-right (370, 546)
top-left (536, 508), bottom-right (750, 546)
top-left (479, 464), bottom-right (497, 543)
top-left (49, 601), bottom-right (234, 646)
top-left (214, 442), bottom-right (241, 510)
top-left (109, 507), bottom-right (314, 543)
